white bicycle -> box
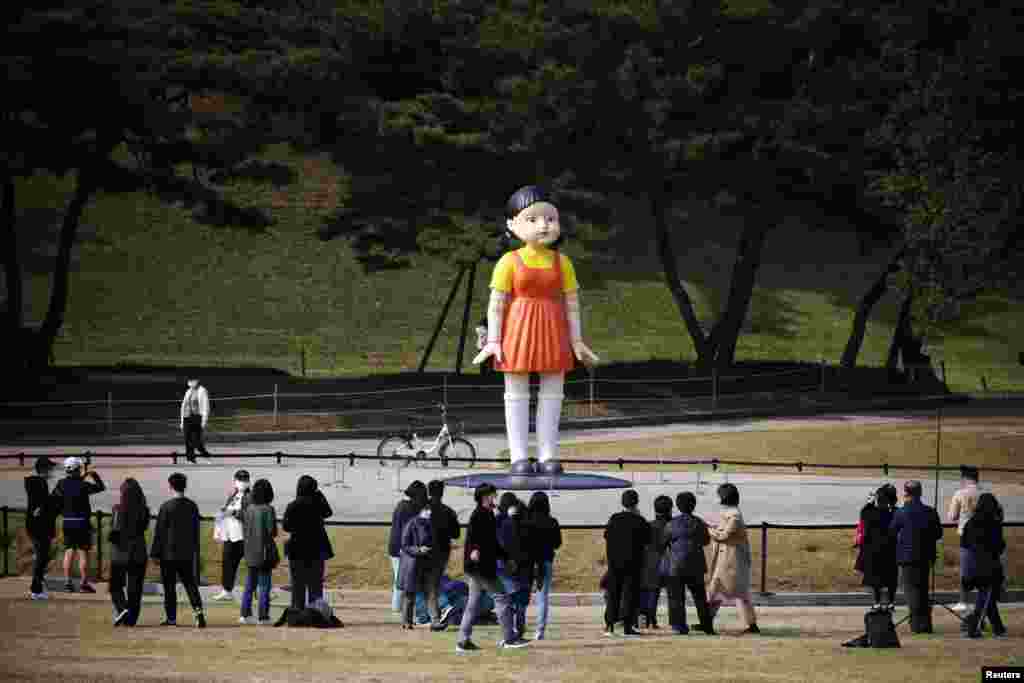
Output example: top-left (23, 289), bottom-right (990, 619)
top-left (376, 403), bottom-right (477, 468)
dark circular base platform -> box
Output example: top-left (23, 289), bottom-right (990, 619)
top-left (441, 471), bottom-right (631, 491)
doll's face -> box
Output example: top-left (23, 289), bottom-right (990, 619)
top-left (506, 201), bottom-right (560, 246)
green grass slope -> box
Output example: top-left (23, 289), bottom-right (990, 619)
top-left (9, 143), bottom-right (1023, 393)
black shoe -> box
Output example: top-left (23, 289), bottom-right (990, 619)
top-left (195, 613), bottom-right (206, 629)
top-left (160, 618), bottom-right (176, 626)
top-left (113, 609), bottom-right (130, 627)
top-left (456, 640), bottom-right (480, 653)
top-left (430, 622), bottom-right (448, 632)
top-left (622, 628), bottom-right (642, 637)
top-left (79, 583), bottom-right (96, 594)
top-left (742, 624), bottom-right (761, 635)
top-left (64, 581), bottom-right (75, 593)
top-left (702, 627), bottom-right (717, 636)
top-left (673, 627), bottom-right (690, 635)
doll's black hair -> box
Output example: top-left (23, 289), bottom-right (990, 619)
top-left (502, 184), bottom-right (565, 250)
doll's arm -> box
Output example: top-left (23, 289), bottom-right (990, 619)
top-left (472, 289), bottom-right (507, 365)
top-left (565, 290), bottom-right (599, 367)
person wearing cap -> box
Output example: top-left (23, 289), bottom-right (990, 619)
top-left (948, 465), bottom-right (980, 612)
top-left (456, 483), bottom-right (519, 652)
top-left (180, 378), bottom-right (211, 464)
top-left (388, 481), bottom-right (428, 614)
top-left (50, 456), bottom-right (105, 593)
top-left (25, 456), bottom-right (58, 599)
top-left (211, 470), bottom-right (252, 601)
top-left (603, 489), bottom-right (652, 637)
top-left (889, 480), bottom-right (943, 633)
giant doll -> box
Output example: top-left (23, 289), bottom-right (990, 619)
top-left (473, 186), bottom-right (599, 474)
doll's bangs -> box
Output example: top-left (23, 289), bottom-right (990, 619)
top-left (506, 185), bottom-right (553, 218)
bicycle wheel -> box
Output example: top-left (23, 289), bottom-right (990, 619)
top-left (439, 436), bottom-right (476, 468)
top-left (377, 435), bottom-right (414, 467)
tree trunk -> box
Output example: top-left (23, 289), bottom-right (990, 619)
top-left (1, 173), bottom-right (21, 332)
top-left (886, 291), bottom-right (913, 373)
top-left (651, 191), bottom-right (712, 365)
top-left (707, 219), bottom-right (770, 370)
top-left (35, 166), bottom-right (97, 368)
top-left (840, 249), bottom-right (904, 369)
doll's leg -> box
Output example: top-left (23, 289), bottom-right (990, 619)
top-left (504, 373), bottom-right (532, 474)
top-left (536, 372), bottom-right (565, 474)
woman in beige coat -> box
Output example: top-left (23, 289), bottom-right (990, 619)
top-left (706, 483), bottom-right (760, 634)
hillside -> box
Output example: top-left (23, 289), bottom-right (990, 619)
top-left (9, 143), bottom-right (1023, 394)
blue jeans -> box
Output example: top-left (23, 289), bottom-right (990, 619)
top-left (241, 568), bottom-right (272, 620)
top-left (532, 560), bottom-right (554, 636)
top-left (458, 573), bottom-right (514, 645)
top-left (390, 556), bottom-right (402, 611)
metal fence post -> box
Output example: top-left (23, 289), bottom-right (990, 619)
top-left (443, 374), bottom-right (449, 406)
top-left (2, 506), bottom-right (8, 577)
top-left (712, 368), bottom-right (718, 410)
top-left (760, 522), bottom-right (768, 595)
top-left (589, 369), bottom-right (595, 418)
top-left (273, 383), bottom-right (279, 426)
top-left (107, 391), bottom-right (113, 434)
top-left (819, 359), bottom-right (826, 394)
top-left (95, 510), bottom-right (104, 581)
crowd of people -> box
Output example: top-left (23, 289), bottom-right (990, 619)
top-left (22, 456), bottom-right (1010, 648)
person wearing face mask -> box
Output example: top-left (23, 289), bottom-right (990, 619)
top-left (398, 502), bottom-right (434, 630)
top-left (179, 378), bottom-right (211, 464)
top-left (25, 457), bottom-right (58, 600)
top-left (211, 470), bottom-right (251, 601)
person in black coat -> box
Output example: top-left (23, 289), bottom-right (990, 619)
top-left (398, 506), bottom-right (434, 629)
top-left (859, 485), bottom-right (898, 609)
top-left (424, 480), bottom-right (460, 631)
top-left (25, 456), bottom-right (58, 599)
top-left (526, 492), bottom-right (562, 640)
top-left (640, 495), bottom-right (673, 629)
top-left (109, 478), bottom-right (150, 626)
top-left (456, 483), bottom-right (520, 652)
top-left (663, 491), bottom-right (713, 635)
top-left (150, 472), bottom-right (205, 628)
top-left (889, 480), bottom-right (943, 633)
top-left (961, 493), bottom-right (1007, 638)
top-left (282, 475), bottom-right (334, 611)
top-left (497, 493), bottom-right (533, 640)
top-left (388, 480), bottom-right (427, 613)
top-left (603, 489), bottom-right (652, 636)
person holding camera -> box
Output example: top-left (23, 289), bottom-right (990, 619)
top-left (51, 457), bottom-right (105, 593)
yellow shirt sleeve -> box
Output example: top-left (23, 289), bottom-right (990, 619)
top-left (489, 252), bottom-right (516, 293)
top-left (561, 253), bottom-right (579, 292)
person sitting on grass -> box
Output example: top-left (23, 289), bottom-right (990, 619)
top-left (51, 457), bottom-right (105, 593)
top-left (150, 472), bottom-right (206, 628)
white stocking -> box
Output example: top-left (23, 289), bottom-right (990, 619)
top-left (536, 373), bottom-right (565, 463)
top-left (504, 373), bottom-right (531, 465)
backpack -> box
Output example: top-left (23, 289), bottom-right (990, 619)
top-left (865, 610), bottom-right (900, 648)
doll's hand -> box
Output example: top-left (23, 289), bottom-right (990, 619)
top-left (472, 341), bottom-right (503, 365)
top-left (572, 341), bottom-right (599, 368)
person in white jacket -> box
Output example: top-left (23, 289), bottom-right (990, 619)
top-left (180, 379), bottom-right (211, 464)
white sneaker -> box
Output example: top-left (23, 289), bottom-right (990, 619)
top-left (30, 592), bottom-right (49, 600)
top-left (239, 616), bottom-right (257, 625)
top-left (211, 590), bottom-right (234, 602)
top-left (952, 602), bottom-right (968, 612)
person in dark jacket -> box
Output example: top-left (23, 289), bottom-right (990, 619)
top-left (282, 475), bottom-right (334, 611)
top-left (497, 492), bottom-right (533, 640)
top-left (961, 493), bottom-right (1007, 638)
top-left (109, 478), bottom-right (150, 626)
top-left (526, 491), bottom-right (562, 640)
top-left (424, 479), bottom-right (460, 632)
top-left (241, 478), bottom-right (278, 625)
top-left (25, 456), bottom-right (58, 600)
top-left (150, 472), bottom-right (205, 627)
top-left (859, 484), bottom-right (898, 610)
top-left (398, 505), bottom-right (434, 629)
top-left (603, 489), bottom-right (652, 636)
top-left (640, 495), bottom-right (673, 629)
top-left (663, 491), bottom-right (713, 635)
top-left (388, 480), bottom-right (427, 613)
top-left (456, 483), bottom-right (520, 652)
top-left (51, 456), bottom-right (105, 593)
top-left (889, 480), bottom-right (943, 633)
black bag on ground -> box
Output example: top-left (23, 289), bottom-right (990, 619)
top-left (273, 606), bottom-right (344, 628)
top-left (865, 610), bottom-right (900, 648)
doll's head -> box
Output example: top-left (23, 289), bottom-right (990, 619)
top-left (505, 185), bottom-right (562, 249)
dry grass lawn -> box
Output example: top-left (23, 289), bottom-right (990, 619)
top-left (0, 581), bottom-right (1020, 683)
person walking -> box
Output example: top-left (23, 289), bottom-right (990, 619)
top-left (109, 478), bottom-right (150, 626)
top-left (240, 478), bottom-right (278, 625)
top-left (25, 456), bottom-right (58, 600)
top-left (603, 489), bottom-right (651, 637)
top-left (948, 465), bottom-right (981, 612)
top-left (51, 457), bottom-right (105, 593)
top-left (707, 483), bottom-right (759, 635)
top-left (961, 493), bottom-right (1007, 638)
top-left (526, 491), bottom-right (562, 640)
top-left (211, 470), bottom-right (251, 602)
top-left (398, 504), bottom-right (434, 629)
top-left (640, 495), bottom-right (673, 629)
top-left (425, 480), bottom-right (460, 632)
top-left (455, 483), bottom-right (520, 652)
top-left (179, 378), bottom-right (211, 464)
top-left (388, 481), bottom-right (427, 614)
top-left (664, 491), bottom-right (714, 635)
top-left (150, 472), bottom-right (206, 628)
top-left (889, 480), bottom-right (943, 634)
top-left (859, 484), bottom-right (899, 610)
top-left (282, 475), bottom-right (334, 611)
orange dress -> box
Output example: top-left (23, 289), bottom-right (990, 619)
top-left (496, 251), bottom-right (575, 374)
